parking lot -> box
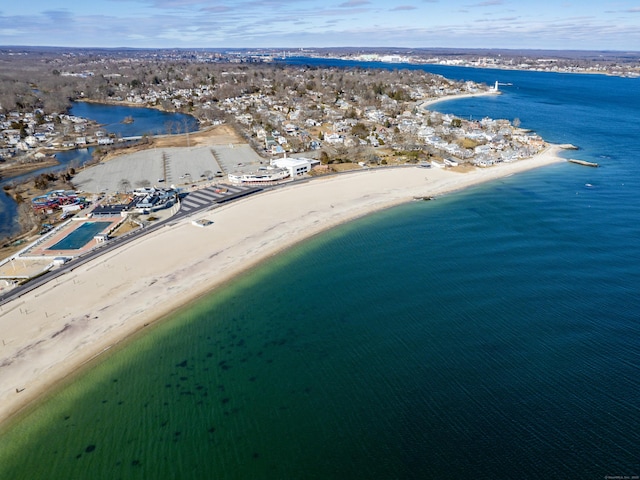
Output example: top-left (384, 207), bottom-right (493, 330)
top-left (72, 144), bottom-right (265, 193)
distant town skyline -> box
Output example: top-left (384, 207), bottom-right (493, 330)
top-left (2, 0), bottom-right (640, 51)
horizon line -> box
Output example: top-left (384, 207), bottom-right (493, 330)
top-left (1, 45), bottom-right (640, 55)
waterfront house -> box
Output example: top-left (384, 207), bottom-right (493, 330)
top-left (444, 158), bottom-right (459, 167)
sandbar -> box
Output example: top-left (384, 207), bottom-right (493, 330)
top-left (0, 145), bottom-right (565, 427)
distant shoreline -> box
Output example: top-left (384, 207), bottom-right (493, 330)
top-left (295, 55), bottom-right (637, 79)
top-left (0, 144), bottom-right (567, 429)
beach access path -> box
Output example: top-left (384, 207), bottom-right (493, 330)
top-left (0, 146), bottom-right (565, 427)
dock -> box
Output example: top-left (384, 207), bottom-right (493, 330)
top-left (568, 159), bottom-right (599, 168)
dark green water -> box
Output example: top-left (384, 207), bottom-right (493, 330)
top-left (2, 169), bottom-right (640, 478)
top-left (1, 67), bottom-right (640, 478)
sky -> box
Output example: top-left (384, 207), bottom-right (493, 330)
top-left (1, 0), bottom-right (639, 51)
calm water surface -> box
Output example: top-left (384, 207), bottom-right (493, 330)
top-left (1, 64), bottom-right (639, 479)
top-left (69, 102), bottom-right (199, 138)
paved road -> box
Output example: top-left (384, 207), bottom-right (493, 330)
top-left (0, 184), bottom-right (261, 306)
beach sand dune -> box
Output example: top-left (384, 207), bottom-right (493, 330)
top-left (0, 146), bottom-right (564, 426)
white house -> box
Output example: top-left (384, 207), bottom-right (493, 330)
top-left (444, 158), bottom-right (459, 167)
top-left (324, 133), bottom-right (344, 144)
top-left (24, 136), bottom-right (39, 147)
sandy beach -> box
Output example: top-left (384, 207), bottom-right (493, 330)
top-left (0, 145), bottom-right (565, 427)
top-left (418, 89), bottom-right (500, 109)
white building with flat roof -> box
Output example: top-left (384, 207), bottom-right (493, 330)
top-left (270, 156), bottom-right (316, 177)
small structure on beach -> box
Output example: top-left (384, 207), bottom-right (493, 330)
top-left (52, 257), bottom-right (71, 266)
top-left (94, 233), bottom-right (109, 244)
top-left (192, 219), bottom-right (213, 227)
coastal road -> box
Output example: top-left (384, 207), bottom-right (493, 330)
top-left (0, 184), bottom-right (261, 307)
top-left (0, 166), bottom-right (415, 306)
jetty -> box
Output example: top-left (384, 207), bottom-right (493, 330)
top-left (568, 159), bottom-right (599, 168)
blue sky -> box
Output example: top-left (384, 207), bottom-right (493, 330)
top-left (1, 0), bottom-right (639, 50)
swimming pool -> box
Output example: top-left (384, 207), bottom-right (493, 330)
top-left (49, 222), bottom-right (112, 250)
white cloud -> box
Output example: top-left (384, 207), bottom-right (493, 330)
top-left (338, 0), bottom-right (371, 7)
top-left (466, 0), bottom-right (503, 7)
top-left (391, 5), bottom-right (418, 11)
top-left (0, 0), bottom-right (639, 50)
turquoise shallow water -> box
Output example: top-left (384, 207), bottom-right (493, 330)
top-left (1, 65), bottom-right (639, 478)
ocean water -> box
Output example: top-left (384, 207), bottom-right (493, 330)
top-left (1, 65), bottom-right (640, 479)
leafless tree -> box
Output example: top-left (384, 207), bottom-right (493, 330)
top-left (119, 178), bottom-right (131, 192)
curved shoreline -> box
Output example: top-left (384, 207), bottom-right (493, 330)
top-left (0, 146), bottom-right (566, 428)
top-left (418, 89), bottom-right (499, 109)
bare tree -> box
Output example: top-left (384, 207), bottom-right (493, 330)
top-left (119, 178), bottom-right (131, 192)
